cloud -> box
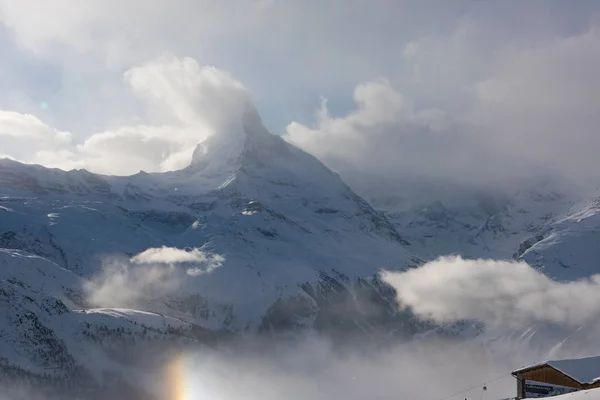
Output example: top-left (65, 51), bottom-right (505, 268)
top-left (0, 55), bottom-right (253, 175)
top-left (285, 23), bottom-right (600, 195)
top-left (162, 334), bottom-right (580, 400)
top-left (0, 0), bottom-right (273, 69)
top-left (0, 110), bottom-right (71, 141)
top-left (468, 28), bottom-right (600, 180)
top-left (284, 79), bottom-right (479, 181)
top-left (85, 247), bottom-right (224, 308)
top-left (0, 110), bottom-right (73, 162)
top-left (76, 125), bottom-right (200, 175)
top-left (284, 78), bottom-right (517, 198)
top-left (131, 246), bottom-right (225, 275)
top-left (77, 55), bottom-right (252, 175)
top-left (1, 2), bottom-right (600, 190)
top-left (125, 56), bottom-right (250, 127)
top-left (84, 257), bottom-right (179, 309)
top-left (381, 256), bottom-right (600, 329)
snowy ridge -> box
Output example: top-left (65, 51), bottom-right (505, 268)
top-left (518, 192), bottom-right (600, 281)
top-left (369, 179), bottom-right (582, 265)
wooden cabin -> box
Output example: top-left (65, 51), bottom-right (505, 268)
top-left (512, 355), bottom-right (600, 398)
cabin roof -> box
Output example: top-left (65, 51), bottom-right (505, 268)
top-left (513, 355), bottom-right (600, 385)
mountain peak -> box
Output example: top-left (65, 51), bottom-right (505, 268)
top-left (189, 105), bottom-right (272, 172)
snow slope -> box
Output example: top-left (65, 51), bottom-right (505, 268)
top-left (0, 248), bottom-right (214, 394)
top-left (518, 194), bottom-right (600, 281)
top-left (360, 177), bottom-right (581, 263)
top-left (347, 170), bottom-right (600, 285)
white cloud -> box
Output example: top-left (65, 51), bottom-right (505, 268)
top-left (0, 110), bottom-right (71, 142)
top-left (0, 55), bottom-right (253, 175)
top-left (125, 56), bottom-right (251, 135)
top-left (0, 110), bottom-right (73, 162)
top-left (382, 256), bottom-right (600, 329)
top-left (284, 79), bottom-right (498, 186)
top-left (84, 258), bottom-right (179, 309)
top-left (169, 336), bottom-right (562, 400)
top-left (131, 246), bottom-right (225, 276)
top-left (85, 246), bottom-right (224, 308)
top-left (468, 28), bottom-right (600, 180)
top-left (0, 0), bottom-right (274, 69)
top-left (284, 24), bottom-right (600, 192)
top-left (76, 125), bottom-right (200, 175)
top-left (33, 149), bottom-right (84, 171)
top-left (80, 55), bottom-right (251, 175)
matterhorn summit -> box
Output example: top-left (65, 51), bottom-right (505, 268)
top-left (0, 104), bottom-right (419, 364)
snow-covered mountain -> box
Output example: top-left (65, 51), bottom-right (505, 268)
top-left (517, 192), bottom-right (600, 281)
top-left (350, 175), bottom-right (587, 267)
top-left (0, 107), bottom-right (431, 386)
top-left (378, 183), bottom-right (600, 283)
top-left (2, 106), bottom-right (600, 396)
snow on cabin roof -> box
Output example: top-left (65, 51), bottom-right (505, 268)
top-left (514, 355), bottom-right (600, 385)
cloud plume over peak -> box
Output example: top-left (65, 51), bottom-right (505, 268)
top-left (125, 55), bottom-right (251, 130)
top-left (0, 55), bottom-right (254, 175)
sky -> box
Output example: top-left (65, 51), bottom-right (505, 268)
top-left (3, 4), bottom-right (600, 397)
top-left (1, 0), bottom-right (600, 188)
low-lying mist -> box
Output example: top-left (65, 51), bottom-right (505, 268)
top-left (83, 246), bottom-right (225, 310)
top-left (160, 336), bottom-right (521, 400)
top-left (141, 330), bottom-right (596, 400)
top-left (5, 253), bottom-right (600, 400)
top-left (3, 321), bottom-right (598, 400)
